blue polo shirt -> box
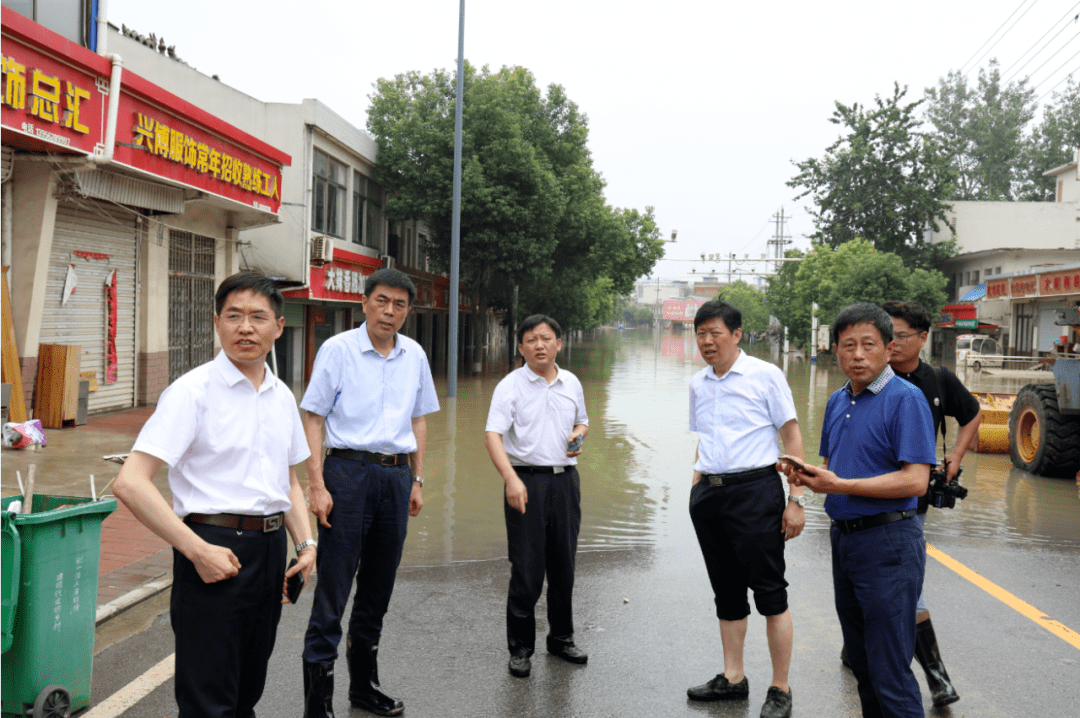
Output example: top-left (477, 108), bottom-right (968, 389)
top-left (819, 365), bottom-right (936, 520)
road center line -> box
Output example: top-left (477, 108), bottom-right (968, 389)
top-left (927, 543), bottom-right (1080, 651)
top-left (81, 653), bottom-right (175, 718)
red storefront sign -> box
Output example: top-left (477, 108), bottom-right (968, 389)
top-left (985, 277), bottom-right (1010, 300)
top-left (2, 8), bottom-right (289, 213)
top-left (1010, 275), bottom-right (1039, 298)
top-left (936, 303), bottom-right (978, 329)
top-left (1040, 269), bottom-right (1080, 296)
top-left (662, 299), bottom-right (705, 322)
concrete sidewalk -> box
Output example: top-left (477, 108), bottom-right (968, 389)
top-left (1, 407), bottom-right (175, 624)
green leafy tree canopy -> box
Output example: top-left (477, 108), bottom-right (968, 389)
top-left (716, 280), bottom-right (769, 335)
top-left (924, 59), bottom-right (1037, 201)
top-left (765, 239), bottom-right (948, 348)
top-left (789, 84), bottom-right (957, 270)
top-left (367, 63), bottom-right (664, 336)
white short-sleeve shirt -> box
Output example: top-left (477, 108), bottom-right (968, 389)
top-left (689, 350), bottom-right (798, 474)
top-left (486, 364), bottom-right (589, 467)
top-left (131, 350), bottom-right (310, 517)
top-left (300, 324), bottom-right (440, 454)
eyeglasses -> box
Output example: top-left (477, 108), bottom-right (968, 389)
top-left (894, 331), bottom-right (924, 342)
top-left (220, 312), bottom-right (274, 327)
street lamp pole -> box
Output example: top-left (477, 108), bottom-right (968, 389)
top-left (447, 0), bottom-right (465, 398)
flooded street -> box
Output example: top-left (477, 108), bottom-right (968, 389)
top-left (403, 327), bottom-right (1080, 569)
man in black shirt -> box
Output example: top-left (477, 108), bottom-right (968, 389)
top-left (879, 300), bottom-right (981, 707)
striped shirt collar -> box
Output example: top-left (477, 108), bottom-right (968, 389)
top-left (842, 364), bottom-right (895, 398)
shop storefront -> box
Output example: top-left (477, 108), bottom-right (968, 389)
top-left (2, 8), bottom-right (289, 416)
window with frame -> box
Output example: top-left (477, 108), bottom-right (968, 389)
top-left (312, 149), bottom-right (347, 238)
top-left (352, 172), bottom-right (367, 246)
top-left (365, 182), bottom-right (383, 252)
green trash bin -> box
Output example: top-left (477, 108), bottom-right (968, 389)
top-left (1, 494), bottom-right (116, 718)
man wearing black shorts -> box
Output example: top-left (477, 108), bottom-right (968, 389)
top-left (686, 301), bottom-right (806, 718)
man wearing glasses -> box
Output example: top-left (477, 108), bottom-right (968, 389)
top-left (299, 268), bottom-right (439, 718)
top-left (874, 300), bottom-right (980, 707)
top-left (115, 272), bottom-right (315, 718)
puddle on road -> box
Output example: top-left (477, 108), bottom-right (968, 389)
top-left (402, 328), bottom-right (1080, 569)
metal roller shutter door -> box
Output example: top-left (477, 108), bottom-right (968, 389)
top-left (41, 199), bottom-right (137, 414)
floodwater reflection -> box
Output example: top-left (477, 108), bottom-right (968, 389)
top-left (401, 328), bottom-right (1080, 569)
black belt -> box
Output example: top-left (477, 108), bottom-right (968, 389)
top-left (514, 465), bottom-right (571, 474)
top-left (186, 512), bottom-right (284, 533)
top-left (328, 448), bottom-right (409, 466)
top-left (833, 509), bottom-right (917, 535)
top-left (701, 464), bottom-right (778, 487)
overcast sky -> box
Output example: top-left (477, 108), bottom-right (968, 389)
top-left (108, 0), bottom-right (1078, 282)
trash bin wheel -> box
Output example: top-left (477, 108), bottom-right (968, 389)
top-left (32, 685), bottom-right (71, 718)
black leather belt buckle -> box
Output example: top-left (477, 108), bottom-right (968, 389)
top-left (263, 514), bottom-right (283, 532)
top-left (706, 474), bottom-right (726, 487)
top-left (378, 454), bottom-right (399, 466)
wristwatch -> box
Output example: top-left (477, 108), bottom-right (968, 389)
top-left (413, 476), bottom-right (424, 487)
top-left (295, 539), bottom-right (317, 553)
top-left (788, 495), bottom-right (807, 508)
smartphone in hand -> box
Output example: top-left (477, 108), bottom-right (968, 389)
top-left (779, 456), bottom-right (810, 474)
top-left (567, 435), bottom-right (583, 453)
top-left (286, 558), bottom-right (305, 603)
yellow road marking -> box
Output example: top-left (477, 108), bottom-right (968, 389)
top-left (81, 653), bottom-right (174, 718)
top-left (927, 543), bottom-right (1080, 651)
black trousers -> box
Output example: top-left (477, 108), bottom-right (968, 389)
top-left (504, 466), bottom-right (581, 657)
top-left (172, 520), bottom-right (286, 718)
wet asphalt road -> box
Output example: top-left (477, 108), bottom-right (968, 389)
top-left (89, 508), bottom-right (1080, 718)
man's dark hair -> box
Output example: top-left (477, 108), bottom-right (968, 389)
top-left (693, 300), bottom-right (741, 333)
top-left (365, 268), bottom-right (417, 305)
top-left (215, 271), bottom-right (284, 318)
top-left (881, 300), bottom-right (932, 333)
top-left (832, 302), bottom-right (894, 347)
top-left (517, 314), bottom-right (562, 344)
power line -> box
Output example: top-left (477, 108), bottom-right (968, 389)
top-left (965, 0), bottom-right (1042, 77)
top-left (1003, 1), bottom-right (1080, 81)
top-left (960, 0), bottom-right (1035, 74)
top-left (1026, 30), bottom-right (1080, 88)
top-left (1036, 49), bottom-right (1080, 100)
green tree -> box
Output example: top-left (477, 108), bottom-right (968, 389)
top-left (367, 63), bottom-right (663, 353)
top-left (924, 60), bottom-right (1037, 201)
top-left (1019, 77), bottom-right (1080, 201)
top-left (765, 239), bottom-right (948, 348)
top-left (789, 84), bottom-right (957, 270)
top-left (716, 280), bottom-right (769, 334)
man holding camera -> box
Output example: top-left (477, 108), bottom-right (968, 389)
top-left (879, 300), bottom-right (981, 707)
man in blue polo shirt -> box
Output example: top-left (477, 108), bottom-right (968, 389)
top-left (781, 302), bottom-right (935, 718)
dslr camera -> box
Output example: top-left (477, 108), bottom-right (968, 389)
top-left (928, 463), bottom-right (968, 509)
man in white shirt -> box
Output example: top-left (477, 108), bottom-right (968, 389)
top-left (300, 268), bottom-right (439, 718)
top-left (114, 272), bottom-right (315, 718)
top-left (485, 314), bottom-right (589, 679)
top-left (686, 300), bottom-right (805, 718)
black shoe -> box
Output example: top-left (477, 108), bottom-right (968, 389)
top-left (345, 637), bottom-right (404, 716)
top-left (840, 645), bottom-right (852, 670)
top-left (302, 660), bottom-right (335, 718)
top-left (914, 618), bottom-right (960, 707)
top-left (687, 673), bottom-right (749, 701)
top-left (547, 642), bottom-right (588, 665)
top-left (760, 686), bottom-right (792, 718)
top-left (508, 655), bottom-right (531, 678)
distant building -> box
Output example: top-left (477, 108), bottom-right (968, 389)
top-left (929, 151), bottom-right (1080, 356)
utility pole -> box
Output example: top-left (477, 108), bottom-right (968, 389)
top-left (768, 207), bottom-right (792, 273)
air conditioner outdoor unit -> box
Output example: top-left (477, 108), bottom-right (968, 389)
top-left (311, 236), bottom-right (334, 266)
top-left (381, 254), bottom-right (395, 269)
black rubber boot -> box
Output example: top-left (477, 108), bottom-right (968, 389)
top-left (302, 660), bottom-right (335, 718)
top-left (346, 635), bottom-right (405, 716)
top-left (914, 618), bottom-right (960, 707)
